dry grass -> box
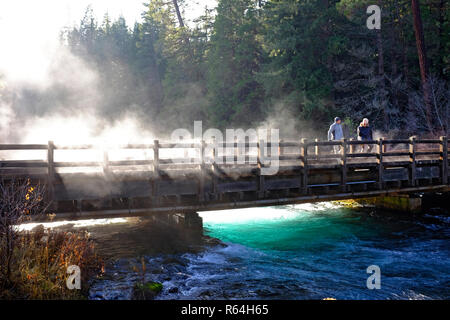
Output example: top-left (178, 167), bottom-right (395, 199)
top-left (0, 226), bottom-right (103, 299)
top-left (0, 178), bottom-right (103, 299)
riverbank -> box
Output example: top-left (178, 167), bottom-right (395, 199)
top-left (9, 214), bottom-right (224, 300)
top-left (0, 225), bottom-right (103, 299)
top-left (84, 216), bottom-right (225, 300)
top-left (333, 191), bottom-right (450, 215)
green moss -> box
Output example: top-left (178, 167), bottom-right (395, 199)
top-left (134, 281), bottom-right (162, 293)
top-left (144, 282), bottom-right (162, 293)
top-left (132, 281), bottom-right (163, 300)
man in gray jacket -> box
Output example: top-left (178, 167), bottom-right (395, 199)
top-left (328, 117), bottom-right (343, 154)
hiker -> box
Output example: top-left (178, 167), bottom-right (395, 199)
top-left (328, 117), bottom-right (344, 154)
top-left (357, 118), bottom-right (373, 152)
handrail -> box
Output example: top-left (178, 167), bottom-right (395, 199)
top-left (1, 136), bottom-right (448, 173)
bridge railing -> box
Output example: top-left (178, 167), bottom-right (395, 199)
top-left (1, 137), bottom-right (448, 199)
top-left (1, 137), bottom-right (449, 169)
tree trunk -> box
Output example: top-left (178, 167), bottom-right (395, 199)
top-left (376, 30), bottom-right (384, 77)
top-left (375, 1), bottom-right (389, 131)
top-left (171, 0), bottom-right (196, 79)
top-left (437, 0), bottom-right (446, 77)
top-left (411, 0), bottom-right (433, 132)
top-left (172, 0), bottom-right (185, 28)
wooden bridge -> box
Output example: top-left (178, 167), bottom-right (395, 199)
top-left (1, 136), bottom-right (449, 220)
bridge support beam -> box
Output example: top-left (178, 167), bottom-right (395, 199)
top-left (150, 211), bottom-right (203, 236)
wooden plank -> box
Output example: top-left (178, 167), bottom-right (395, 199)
top-left (0, 144), bottom-right (48, 150)
top-left (54, 144), bottom-right (94, 150)
top-left (158, 180), bottom-right (199, 196)
top-left (415, 166), bottom-right (440, 180)
top-left (347, 140), bottom-right (378, 146)
top-left (215, 155), bottom-right (258, 164)
top-left (278, 155), bottom-right (302, 161)
top-left (54, 161), bottom-right (101, 167)
top-left (116, 144), bottom-right (154, 149)
top-left (416, 139), bottom-right (440, 144)
top-left (0, 160), bottom-right (48, 168)
top-left (382, 161), bottom-right (413, 167)
top-left (347, 162), bottom-right (378, 169)
top-left (108, 160), bottom-right (153, 166)
top-left (307, 163), bottom-right (342, 169)
top-left (0, 172), bottom-right (47, 180)
top-left (382, 151), bottom-right (410, 157)
top-left (158, 142), bottom-right (200, 148)
top-left (307, 154), bottom-right (342, 160)
top-left (265, 178), bottom-right (300, 190)
top-left (415, 151), bottom-right (440, 156)
top-left (280, 141), bottom-right (301, 147)
top-left (218, 180), bottom-right (258, 193)
top-left (109, 181), bottom-right (152, 198)
top-left (159, 158), bottom-right (199, 164)
top-left (382, 139), bottom-right (410, 144)
top-left (309, 140), bottom-right (342, 146)
top-left (347, 153), bottom-right (377, 158)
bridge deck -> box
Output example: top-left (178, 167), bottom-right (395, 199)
top-left (1, 137), bottom-right (449, 220)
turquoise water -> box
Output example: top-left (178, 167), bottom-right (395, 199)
top-left (187, 203), bottom-right (449, 299)
top-left (89, 202), bottom-right (450, 300)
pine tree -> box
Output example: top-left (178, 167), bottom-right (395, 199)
top-left (206, 0), bottom-right (265, 128)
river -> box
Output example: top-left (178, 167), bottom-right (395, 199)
top-left (78, 200), bottom-right (450, 300)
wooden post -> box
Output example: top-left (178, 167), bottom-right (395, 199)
top-left (314, 138), bottom-right (319, 159)
top-left (180, 136), bottom-right (188, 159)
top-left (257, 140), bottom-right (265, 198)
top-left (152, 140), bottom-right (160, 205)
top-left (233, 137), bottom-right (238, 163)
top-left (349, 138), bottom-right (354, 154)
top-left (199, 140), bottom-right (206, 202)
top-left (102, 149), bottom-right (112, 207)
top-left (340, 138), bottom-right (347, 192)
top-left (376, 138), bottom-right (384, 189)
top-left (300, 138), bottom-right (308, 194)
top-left (439, 136), bottom-right (448, 184)
top-left (103, 150), bottom-right (109, 175)
top-left (47, 141), bottom-right (55, 209)
top-left (211, 138), bottom-right (218, 200)
top-left (245, 136), bottom-right (250, 164)
top-left (409, 136), bottom-right (417, 187)
top-left (279, 139), bottom-right (283, 158)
